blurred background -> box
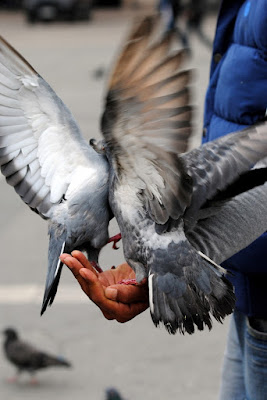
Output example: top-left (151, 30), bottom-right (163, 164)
top-left (0, 1), bottom-right (230, 400)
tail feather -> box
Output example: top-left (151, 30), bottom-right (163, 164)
top-left (149, 243), bottom-right (235, 334)
top-left (40, 353), bottom-right (71, 368)
top-left (41, 225), bottom-right (67, 315)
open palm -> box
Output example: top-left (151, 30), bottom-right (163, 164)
top-left (60, 251), bottom-right (149, 322)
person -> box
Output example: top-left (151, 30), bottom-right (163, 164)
top-left (61, 1), bottom-right (267, 398)
top-left (158, 0), bottom-right (182, 32)
top-left (159, 0), bottom-right (212, 50)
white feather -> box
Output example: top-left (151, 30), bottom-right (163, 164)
top-left (0, 68), bottom-right (20, 88)
top-left (0, 116), bottom-right (26, 127)
top-left (148, 272), bottom-right (154, 315)
top-left (0, 104), bottom-right (24, 116)
top-left (0, 82), bottom-right (18, 98)
top-left (0, 94), bottom-right (19, 108)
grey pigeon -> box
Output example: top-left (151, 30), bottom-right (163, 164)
top-left (3, 327), bottom-right (71, 381)
top-left (106, 387), bottom-right (125, 400)
top-left (0, 35), bottom-right (111, 314)
top-left (99, 16), bottom-right (267, 334)
top-left (0, 16), bottom-right (267, 335)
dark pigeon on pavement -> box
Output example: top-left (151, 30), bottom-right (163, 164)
top-left (2, 327), bottom-right (71, 383)
top-left (106, 387), bottom-right (125, 400)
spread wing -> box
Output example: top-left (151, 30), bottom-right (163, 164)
top-left (181, 123), bottom-right (267, 229)
top-left (0, 36), bottom-right (108, 219)
top-left (101, 16), bottom-right (193, 224)
top-left (187, 182), bottom-right (267, 264)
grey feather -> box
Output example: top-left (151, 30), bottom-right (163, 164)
top-left (187, 182), bottom-right (267, 264)
top-left (182, 123), bottom-right (267, 230)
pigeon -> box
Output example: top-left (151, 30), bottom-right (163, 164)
top-left (0, 35), bottom-right (112, 314)
top-left (99, 16), bottom-right (267, 334)
top-left (92, 66), bottom-right (106, 80)
top-left (106, 387), bottom-right (125, 400)
top-left (0, 16), bottom-right (267, 335)
top-left (2, 327), bottom-right (71, 382)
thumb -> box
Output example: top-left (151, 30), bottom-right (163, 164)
top-left (105, 282), bottom-right (149, 304)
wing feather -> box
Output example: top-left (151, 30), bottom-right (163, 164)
top-left (187, 183), bottom-right (267, 264)
top-left (6, 166), bottom-right (28, 186)
top-left (181, 122), bottom-right (267, 229)
top-left (102, 16), bottom-right (192, 224)
top-left (0, 105), bottom-right (23, 116)
top-left (0, 36), bottom-right (107, 219)
top-left (108, 16), bottom-right (157, 89)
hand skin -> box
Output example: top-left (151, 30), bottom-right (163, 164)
top-left (60, 251), bottom-right (149, 323)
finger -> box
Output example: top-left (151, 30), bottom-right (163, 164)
top-left (60, 255), bottom-right (83, 279)
top-left (60, 256), bottom-right (94, 293)
top-left (114, 301), bottom-right (149, 323)
top-left (105, 282), bottom-right (149, 304)
top-left (71, 250), bottom-right (98, 277)
top-left (79, 268), bottom-right (115, 308)
top-left (60, 255), bottom-right (100, 298)
top-left (62, 260), bottom-right (115, 317)
top-left (101, 310), bottom-right (115, 320)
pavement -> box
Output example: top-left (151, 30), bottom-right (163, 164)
top-left (0, 6), bottom-right (230, 400)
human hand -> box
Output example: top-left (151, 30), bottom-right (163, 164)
top-left (60, 251), bottom-right (149, 322)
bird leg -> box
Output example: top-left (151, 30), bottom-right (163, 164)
top-left (6, 369), bottom-right (22, 384)
top-left (6, 376), bottom-right (18, 384)
top-left (90, 261), bottom-right (103, 273)
top-left (29, 375), bottom-right (39, 385)
top-left (107, 233), bottom-right (122, 250)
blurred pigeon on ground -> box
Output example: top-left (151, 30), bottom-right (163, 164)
top-left (0, 16), bottom-right (267, 335)
top-left (99, 16), bottom-right (267, 334)
top-left (92, 66), bottom-right (105, 80)
top-left (2, 327), bottom-right (71, 383)
top-left (106, 387), bottom-right (125, 400)
top-left (0, 35), bottom-right (112, 314)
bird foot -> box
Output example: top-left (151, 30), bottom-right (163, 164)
top-left (117, 279), bottom-right (137, 285)
top-left (91, 261), bottom-right (103, 273)
top-left (6, 376), bottom-right (18, 384)
top-left (107, 233), bottom-right (122, 250)
top-left (29, 377), bottom-right (39, 385)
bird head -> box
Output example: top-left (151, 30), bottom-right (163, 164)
top-left (89, 138), bottom-right (106, 155)
top-left (106, 387), bottom-right (124, 400)
top-left (2, 327), bottom-right (18, 341)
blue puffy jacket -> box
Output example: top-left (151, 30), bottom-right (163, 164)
top-left (202, 0), bottom-right (267, 317)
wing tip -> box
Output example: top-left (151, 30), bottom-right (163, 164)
top-left (0, 35), bottom-right (37, 75)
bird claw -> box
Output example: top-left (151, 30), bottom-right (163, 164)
top-left (91, 261), bottom-right (103, 273)
top-left (107, 233), bottom-right (122, 250)
top-left (6, 376), bottom-right (18, 384)
top-left (29, 377), bottom-right (39, 385)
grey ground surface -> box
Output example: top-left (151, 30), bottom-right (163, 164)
top-left (0, 6), bottom-right (230, 400)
